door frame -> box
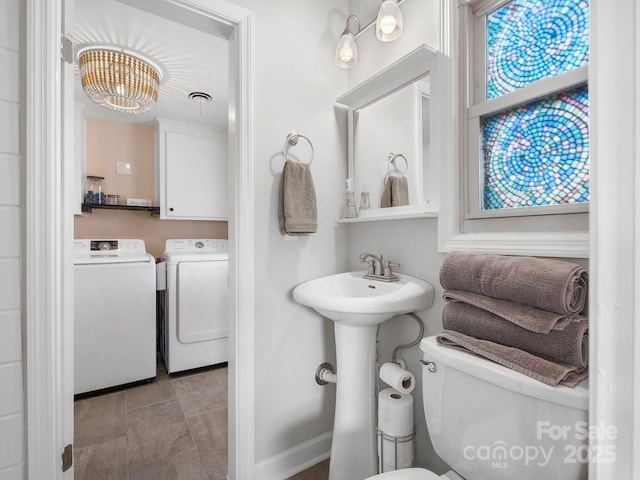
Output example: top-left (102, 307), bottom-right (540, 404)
top-left (25, 0), bottom-right (255, 478)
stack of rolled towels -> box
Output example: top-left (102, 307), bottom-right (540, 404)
top-left (437, 251), bottom-right (589, 387)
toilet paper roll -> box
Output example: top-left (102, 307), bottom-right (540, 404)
top-left (379, 362), bottom-right (415, 394)
top-left (378, 388), bottom-right (414, 437)
top-left (378, 388), bottom-right (414, 471)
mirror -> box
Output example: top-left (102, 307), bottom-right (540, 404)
top-left (353, 77), bottom-right (429, 209)
top-left (336, 44), bottom-right (440, 220)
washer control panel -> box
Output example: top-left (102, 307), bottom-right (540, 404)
top-left (73, 239), bottom-right (149, 263)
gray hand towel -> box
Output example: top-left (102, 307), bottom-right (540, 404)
top-left (440, 252), bottom-right (588, 315)
top-left (443, 289), bottom-right (580, 333)
top-left (278, 160), bottom-right (317, 234)
top-left (436, 330), bottom-right (588, 387)
top-left (442, 300), bottom-right (589, 368)
top-left (381, 176), bottom-right (409, 208)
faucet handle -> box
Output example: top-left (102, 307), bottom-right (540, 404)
top-left (383, 260), bottom-right (400, 277)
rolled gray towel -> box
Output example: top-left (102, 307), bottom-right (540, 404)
top-left (440, 252), bottom-right (588, 315)
top-left (442, 300), bottom-right (588, 368)
top-left (436, 330), bottom-right (588, 387)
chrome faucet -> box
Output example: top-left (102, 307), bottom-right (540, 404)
top-left (359, 253), bottom-right (399, 282)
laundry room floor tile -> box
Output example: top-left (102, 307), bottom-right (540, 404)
top-left (74, 436), bottom-right (129, 480)
top-left (129, 446), bottom-right (207, 480)
top-left (186, 405), bottom-right (228, 480)
top-left (126, 366), bottom-right (176, 411)
top-left (74, 391), bottom-right (128, 449)
top-left (127, 399), bottom-right (194, 462)
top-left (74, 364), bottom-right (233, 479)
top-left (171, 368), bottom-right (227, 418)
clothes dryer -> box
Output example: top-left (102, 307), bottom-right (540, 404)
top-left (159, 239), bottom-right (228, 373)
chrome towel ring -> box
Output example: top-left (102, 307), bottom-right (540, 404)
top-left (283, 132), bottom-right (314, 164)
top-left (387, 152), bottom-right (408, 177)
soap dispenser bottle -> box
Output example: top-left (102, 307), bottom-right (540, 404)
top-left (344, 178), bottom-right (358, 218)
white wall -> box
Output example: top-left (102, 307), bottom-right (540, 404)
top-left (0, 0), bottom-right (24, 478)
top-left (227, 0), bottom-right (349, 477)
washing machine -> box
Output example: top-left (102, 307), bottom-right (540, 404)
top-left (73, 239), bottom-right (156, 395)
top-left (158, 239), bottom-right (229, 373)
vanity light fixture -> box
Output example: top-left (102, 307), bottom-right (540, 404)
top-left (335, 0), bottom-right (406, 69)
top-left (78, 47), bottom-right (162, 114)
top-left (335, 15), bottom-right (361, 68)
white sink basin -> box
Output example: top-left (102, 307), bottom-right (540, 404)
top-left (293, 271), bottom-right (434, 326)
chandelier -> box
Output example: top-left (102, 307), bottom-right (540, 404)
top-left (78, 47), bottom-right (161, 114)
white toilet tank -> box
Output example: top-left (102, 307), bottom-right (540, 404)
top-left (420, 336), bottom-right (589, 480)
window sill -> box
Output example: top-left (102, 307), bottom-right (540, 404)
top-left (439, 230), bottom-right (589, 258)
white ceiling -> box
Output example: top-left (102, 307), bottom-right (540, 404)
top-left (73, 0), bottom-right (229, 128)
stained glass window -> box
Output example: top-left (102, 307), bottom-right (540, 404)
top-left (482, 85), bottom-right (589, 210)
top-left (486, 0), bottom-right (589, 99)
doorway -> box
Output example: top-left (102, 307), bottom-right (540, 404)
top-left (25, 1), bottom-right (254, 478)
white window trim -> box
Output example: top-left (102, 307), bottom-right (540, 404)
top-left (437, 0), bottom-right (589, 257)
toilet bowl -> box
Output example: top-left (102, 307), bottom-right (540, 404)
top-left (365, 336), bottom-right (589, 480)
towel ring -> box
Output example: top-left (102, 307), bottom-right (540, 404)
top-left (387, 153), bottom-right (408, 177)
top-left (282, 132), bottom-right (314, 164)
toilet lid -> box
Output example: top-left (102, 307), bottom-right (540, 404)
top-left (366, 468), bottom-right (440, 480)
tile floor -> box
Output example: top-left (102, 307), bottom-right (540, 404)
top-left (74, 364), bottom-right (228, 480)
top-left (74, 363), bottom-right (329, 480)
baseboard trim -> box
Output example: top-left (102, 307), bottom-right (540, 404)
top-left (254, 431), bottom-right (332, 480)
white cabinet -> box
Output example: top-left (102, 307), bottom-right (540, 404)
top-left (156, 118), bottom-right (228, 220)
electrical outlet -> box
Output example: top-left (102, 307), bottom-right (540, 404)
top-left (116, 162), bottom-right (132, 175)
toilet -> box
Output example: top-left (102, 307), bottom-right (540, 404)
top-left (366, 336), bottom-right (589, 480)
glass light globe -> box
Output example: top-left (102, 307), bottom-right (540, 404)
top-left (376, 0), bottom-right (403, 42)
top-left (335, 33), bottom-right (357, 68)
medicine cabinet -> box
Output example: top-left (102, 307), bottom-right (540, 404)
top-left (335, 44), bottom-right (442, 222)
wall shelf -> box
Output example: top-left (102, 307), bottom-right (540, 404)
top-left (337, 210), bottom-right (437, 224)
top-left (81, 203), bottom-right (160, 215)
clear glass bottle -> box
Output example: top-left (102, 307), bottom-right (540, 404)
top-left (359, 183), bottom-right (371, 211)
top-left (84, 176), bottom-right (105, 204)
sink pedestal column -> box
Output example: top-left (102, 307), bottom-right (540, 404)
top-left (329, 322), bottom-right (378, 480)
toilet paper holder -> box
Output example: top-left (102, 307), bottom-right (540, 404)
top-left (391, 313), bottom-right (424, 364)
top-left (377, 426), bottom-right (416, 473)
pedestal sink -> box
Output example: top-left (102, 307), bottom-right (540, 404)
top-left (293, 271), bottom-right (434, 480)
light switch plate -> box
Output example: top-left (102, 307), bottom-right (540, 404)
top-left (116, 162), bottom-right (132, 175)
